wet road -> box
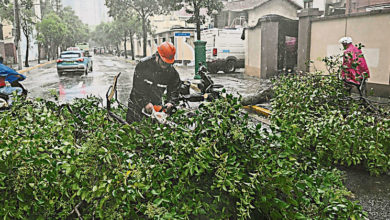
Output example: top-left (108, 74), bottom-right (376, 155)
top-left (23, 55), bottom-right (134, 104)
top-left (22, 55), bottom-right (264, 105)
top-left (342, 167), bottom-right (390, 220)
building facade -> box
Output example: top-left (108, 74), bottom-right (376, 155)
top-left (346, 0), bottom-right (390, 13)
top-left (242, 0), bottom-right (301, 78)
top-left (131, 8), bottom-right (211, 63)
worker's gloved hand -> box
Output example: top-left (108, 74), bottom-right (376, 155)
top-left (165, 103), bottom-right (173, 110)
top-left (164, 103), bottom-right (176, 114)
top-left (145, 103), bottom-right (154, 114)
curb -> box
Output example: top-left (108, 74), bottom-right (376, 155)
top-left (243, 105), bottom-right (271, 117)
top-left (17, 60), bottom-right (56, 74)
top-left (118, 57), bottom-right (137, 65)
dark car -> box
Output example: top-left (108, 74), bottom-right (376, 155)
top-left (57, 51), bottom-right (93, 76)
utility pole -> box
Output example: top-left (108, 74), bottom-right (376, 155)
top-left (37, 0), bottom-right (44, 64)
top-left (13, 0), bottom-right (22, 70)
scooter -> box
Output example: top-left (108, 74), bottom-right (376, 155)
top-left (105, 63), bottom-right (224, 125)
top-left (0, 64), bottom-right (27, 110)
top-left (0, 80), bottom-right (27, 110)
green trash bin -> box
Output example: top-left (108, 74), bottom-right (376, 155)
top-left (194, 40), bottom-right (207, 79)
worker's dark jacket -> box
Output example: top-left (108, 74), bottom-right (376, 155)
top-left (126, 55), bottom-right (181, 123)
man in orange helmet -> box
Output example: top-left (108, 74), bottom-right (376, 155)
top-left (126, 42), bottom-right (182, 123)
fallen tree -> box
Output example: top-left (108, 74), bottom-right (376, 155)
top-left (1, 89), bottom-right (384, 218)
top-left (241, 85), bottom-right (274, 106)
top-left (2, 49), bottom-right (389, 218)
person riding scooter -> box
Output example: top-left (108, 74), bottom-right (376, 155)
top-left (0, 62), bottom-right (27, 103)
top-left (126, 42), bottom-right (181, 123)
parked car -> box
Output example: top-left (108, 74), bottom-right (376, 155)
top-left (202, 28), bottom-right (245, 73)
top-left (57, 51), bottom-right (93, 76)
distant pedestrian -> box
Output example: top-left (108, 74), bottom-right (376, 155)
top-left (339, 37), bottom-right (370, 96)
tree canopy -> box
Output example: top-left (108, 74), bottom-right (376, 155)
top-left (105, 0), bottom-right (172, 57)
top-left (59, 6), bottom-right (90, 49)
top-left (173, 0), bottom-right (224, 40)
top-left (36, 12), bottom-right (66, 57)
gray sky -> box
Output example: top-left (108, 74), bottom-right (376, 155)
top-left (62, 0), bottom-right (111, 26)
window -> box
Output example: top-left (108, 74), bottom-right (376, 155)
top-left (304, 0), bottom-right (313, 8)
top-left (61, 53), bottom-right (81, 58)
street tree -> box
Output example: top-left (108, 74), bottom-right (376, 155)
top-left (19, 0), bottom-right (35, 67)
top-left (91, 21), bottom-right (123, 53)
top-left (109, 20), bottom-right (125, 53)
top-left (109, 10), bottom-right (141, 60)
top-left (36, 12), bottom-right (67, 60)
top-left (126, 14), bottom-right (142, 60)
top-left (0, 0), bottom-right (12, 19)
top-left (105, 0), bottom-right (171, 57)
top-left (112, 17), bottom-right (129, 58)
top-left (173, 0), bottom-right (223, 40)
top-left (0, 1), bottom-right (13, 41)
top-left (59, 6), bottom-right (89, 49)
top-left (91, 22), bottom-right (111, 50)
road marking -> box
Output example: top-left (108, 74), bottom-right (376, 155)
top-left (243, 105), bottom-right (271, 117)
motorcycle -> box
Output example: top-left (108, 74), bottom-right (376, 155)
top-left (105, 63), bottom-right (224, 125)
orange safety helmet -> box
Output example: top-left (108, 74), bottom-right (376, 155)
top-left (157, 42), bottom-right (176, 64)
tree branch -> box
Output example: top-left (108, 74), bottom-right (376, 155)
top-left (68, 201), bottom-right (84, 220)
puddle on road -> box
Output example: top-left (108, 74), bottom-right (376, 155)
top-left (340, 167), bottom-right (390, 220)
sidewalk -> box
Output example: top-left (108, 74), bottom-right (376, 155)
top-left (110, 54), bottom-right (138, 65)
top-left (175, 65), bottom-right (268, 97)
top-left (9, 59), bottom-right (56, 74)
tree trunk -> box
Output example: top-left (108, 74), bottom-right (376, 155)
top-left (142, 17), bottom-right (147, 57)
top-left (52, 45), bottom-right (54, 60)
top-left (47, 45), bottom-right (50, 61)
top-left (14, 0), bottom-right (22, 70)
top-left (53, 44), bottom-right (58, 59)
top-left (241, 86), bottom-right (274, 106)
top-left (129, 31), bottom-right (135, 60)
top-left (0, 23), bottom-right (3, 40)
top-left (24, 36), bottom-right (29, 67)
top-left (37, 43), bottom-right (41, 64)
top-left (124, 31), bottom-right (127, 59)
